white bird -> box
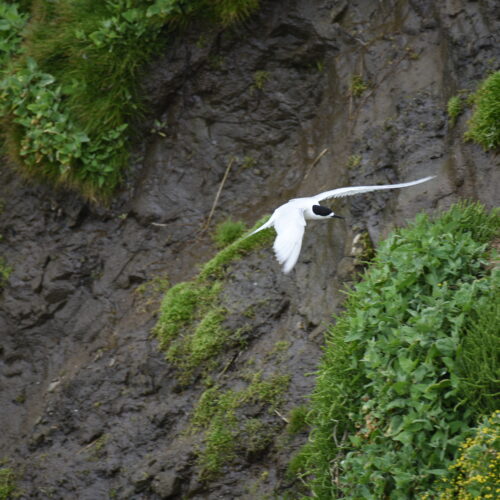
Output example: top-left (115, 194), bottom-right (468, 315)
top-left (246, 176), bottom-right (435, 273)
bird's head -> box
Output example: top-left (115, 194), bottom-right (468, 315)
top-left (311, 204), bottom-right (345, 220)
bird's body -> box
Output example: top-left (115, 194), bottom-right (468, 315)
top-left (246, 176), bottom-right (434, 273)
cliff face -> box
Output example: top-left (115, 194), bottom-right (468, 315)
top-left (0, 1), bottom-right (498, 498)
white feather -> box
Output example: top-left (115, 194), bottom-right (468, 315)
top-left (272, 206), bottom-right (305, 274)
top-left (314, 176), bottom-right (435, 202)
top-left (248, 176), bottom-right (434, 273)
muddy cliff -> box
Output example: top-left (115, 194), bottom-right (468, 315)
top-left (1, 0), bottom-right (499, 498)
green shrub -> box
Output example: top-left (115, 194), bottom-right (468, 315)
top-left (465, 71), bottom-right (500, 150)
top-left (1, 0), bottom-right (261, 199)
top-left (299, 202), bottom-right (499, 499)
top-left (427, 411), bottom-right (500, 500)
top-left (213, 219), bottom-right (246, 248)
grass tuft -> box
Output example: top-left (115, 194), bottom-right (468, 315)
top-left (447, 95), bottom-right (463, 127)
top-left (213, 219), bottom-right (247, 248)
top-left (464, 71), bottom-right (500, 150)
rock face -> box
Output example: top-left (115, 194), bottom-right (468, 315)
top-left (0, 0), bottom-right (498, 498)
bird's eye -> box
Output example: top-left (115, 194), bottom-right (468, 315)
top-left (312, 205), bottom-right (333, 216)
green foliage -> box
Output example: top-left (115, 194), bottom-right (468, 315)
top-left (0, 2), bottom-right (27, 69)
top-left (0, 467), bottom-right (15, 500)
top-left (154, 216), bottom-right (273, 380)
top-left (447, 96), bottom-right (463, 126)
top-left (455, 285), bottom-right (500, 416)
top-left (192, 372), bottom-right (290, 478)
top-left (427, 411), bottom-right (500, 500)
top-left (213, 219), bottom-right (247, 248)
top-left (1, 0), bottom-right (261, 199)
top-left (286, 405), bottom-right (309, 435)
top-left (349, 74), bottom-right (368, 97)
top-left (465, 71), bottom-right (500, 150)
top-left (199, 215), bottom-right (273, 279)
top-left (299, 202), bottom-right (500, 499)
top-left (0, 256), bottom-right (11, 289)
top-left (253, 70), bottom-right (269, 90)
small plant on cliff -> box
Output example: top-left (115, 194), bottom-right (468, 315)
top-left (0, 466), bottom-right (16, 500)
top-left (213, 219), bottom-right (247, 248)
top-left (349, 74), bottom-right (368, 97)
top-left (465, 71), bottom-right (500, 150)
top-left (447, 95), bottom-right (463, 126)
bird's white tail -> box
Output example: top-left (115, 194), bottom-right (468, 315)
top-left (243, 217), bottom-right (274, 239)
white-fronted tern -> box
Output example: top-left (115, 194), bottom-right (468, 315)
top-left (246, 176), bottom-right (434, 273)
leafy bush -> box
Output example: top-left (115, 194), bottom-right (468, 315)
top-left (1, 0), bottom-right (261, 199)
top-left (298, 202), bottom-right (499, 499)
top-left (428, 411), bottom-right (500, 500)
top-left (465, 71), bottom-right (500, 150)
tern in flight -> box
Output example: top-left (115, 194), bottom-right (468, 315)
top-left (246, 176), bottom-right (434, 273)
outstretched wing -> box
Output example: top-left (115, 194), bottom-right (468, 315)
top-left (272, 206), bottom-right (306, 274)
top-left (315, 176), bottom-right (435, 202)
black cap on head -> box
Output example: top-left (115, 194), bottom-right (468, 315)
top-left (312, 205), bottom-right (333, 216)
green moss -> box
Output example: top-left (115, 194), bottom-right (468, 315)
top-left (349, 74), bottom-right (368, 97)
top-left (192, 372), bottom-right (290, 478)
top-left (465, 71), bottom-right (500, 150)
top-left (200, 215), bottom-right (273, 279)
top-left (286, 405), bottom-right (309, 435)
top-left (154, 216), bottom-right (273, 381)
top-left (447, 95), bottom-right (463, 126)
top-left (253, 70), bottom-right (269, 90)
top-left (213, 219), bottom-right (246, 248)
top-left (299, 201), bottom-right (499, 499)
top-left (0, 467), bottom-right (16, 500)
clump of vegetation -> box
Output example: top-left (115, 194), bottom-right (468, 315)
top-left (213, 219), bottom-right (247, 248)
top-left (428, 411), bottom-right (500, 500)
top-left (295, 202), bottom-right (499, 499)
top-left (154, 216), bottom-right (273, 381)
top-left (0, 466), bottom-right (16, 500)
top-left (349, 74), bottom-right (368, 97)
top-left (346, 154), bottom-right (362, 169)
top-left (465, 71), bottom-right (500, 150)
top-left (0, 0), bottom-right (261, 199)
top-left (455, 285), bottom-right (500, 416)
top-left (286, 405), bottom-right (309, 435)
top-left (192, 372), bottom-right (290, 478)
top-left (253, 70), bottom-right (269, 90)
top-left (447, 95), bottom-right (463, 126)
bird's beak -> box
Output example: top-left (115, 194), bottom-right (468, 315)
top-left (332, 214), bottom-right (345, 219)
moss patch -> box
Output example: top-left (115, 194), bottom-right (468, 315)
top-left (153, 216), bottom-right (273, 382)
top-left (465, 71), bottom-right (500, 150)
top-left (192, 372), bottom-right (291, 478)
